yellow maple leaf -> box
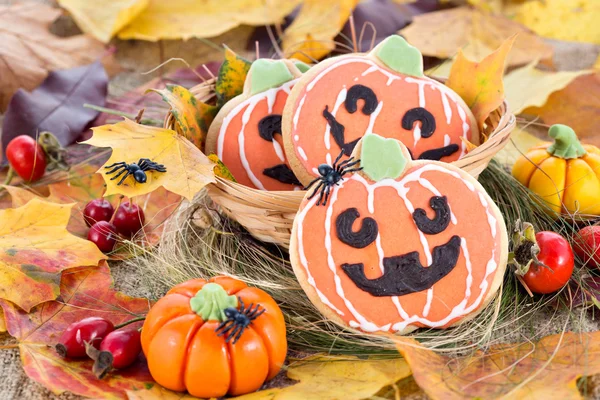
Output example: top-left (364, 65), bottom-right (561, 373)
top-left (118, 0), bottom-right (300, 40)
top-left (282, 0), bottom-right (359, 63)
top-left (447, 35), bottom-right (516, 129)
top-left (503, 61), bottom-right (590, 114)
top-left (0, 198), bottom-right (106, 312)
top-left (394, 331), bottom-right (600, 399)
top-left (127, 354), bottom-right (411, 399)
top-left (400, 7), bottom-right (552, 68)
top-left (57, 0), bottom-right (149, 43)
top-left (83, 119), bottom-right (216, 201)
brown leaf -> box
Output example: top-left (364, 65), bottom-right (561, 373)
top-left (399, 6), bottom-right (553, 67)
top-left (0, 3), bottom-right (108, 111)
top-left (394, 332), bottom-right (600, 399)
top-left (0, 263), bottom-right (154, 398)
top-left (524, 72), bottom-right (600, 147)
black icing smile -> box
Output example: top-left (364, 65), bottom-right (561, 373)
top-left (258, 114), bottom-right (301, 186)
top-left (341, 235), bottom-right (462, 296)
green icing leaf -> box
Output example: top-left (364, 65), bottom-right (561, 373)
top-left (293, 60), bottom-right (311, 73)
top-left (250, 59), bottom-right (294, 95)
top-left (190, 282), bottom-right (238, 322)
top-left (360, 134), bottom-right (407, 181)
top-left (375, 35), bottom-right (423, 78)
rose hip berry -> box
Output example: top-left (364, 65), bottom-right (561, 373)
top-left (88, 221), bottom-right (118, 253)
top-left (83, 199), bottom-right (114, 227)
top-left (112, 202), bottom-right (145, 237)
top-left (574, 226), bottom-right (600, 268)
top-left (6, 135), bottom-right (47, 182)
top-left (91, 328), bottom-right (142, 378)
top-left (56, 317), bottom-right (114, 358)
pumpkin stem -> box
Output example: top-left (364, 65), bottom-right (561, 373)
top-left (189, 283), bottom-right (238, 322)
top-left (546, 124), bottom-right (586, 159)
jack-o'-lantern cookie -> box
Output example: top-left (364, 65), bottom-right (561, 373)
top-left (290, 134), bottom-right (507, 334)
top-left (282, 35), bottom-right (479, 186)
top-left (206, 59), bottom-right (308, 190)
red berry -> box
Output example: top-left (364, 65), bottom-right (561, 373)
top-left (99, 328), bottom-right (142, 369)
top-left (55, 317), bottom-right (114, 358)
top-left (6, 135), bottom-right (46, 182)
top-left (113, 202), bottom-right (145, 237)
top-left (88, 221), bottom-right (118, 253)
top-left (574, 226), bottom-right (600, 268)
top-left (83, 199), bottom-right (114, 227)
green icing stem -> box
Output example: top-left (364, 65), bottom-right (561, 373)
top-left (189, 282), bottom-right (238, 322)
top-left (293, 60), bottom-right (311, 73)
top-left (546, 124), bottom-right (586, 159)
top-left (374, 35), bottom-right (423, 78)
top-left (250, 59), bottom-right (294, 95)
top-left (360, 134), bottom-right (407, 181)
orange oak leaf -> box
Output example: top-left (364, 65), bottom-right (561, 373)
top-left (0, 198), bottom-right (106, 312)
top-left (0, 3), bottom-right (108, 111)
top-left (524, 72), bottom-right (600, 147)
top-left (0, 263), bottom-right (153, 399)
top-left (394, 331), bottom-right (600, 399)
top-left (446, 35), bottom-right (516, 129)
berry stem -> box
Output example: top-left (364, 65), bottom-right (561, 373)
top-left (3, 167), bottom-right (15, 186)
top-left (114, 316), bottom-right (145, 330)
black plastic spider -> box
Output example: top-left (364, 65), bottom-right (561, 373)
top-left (104, 158), bottom-right (166, 185)
top-left (215, 298), bottom-right (265, 344)
top-left (305, 149), bottom-right (362, 206)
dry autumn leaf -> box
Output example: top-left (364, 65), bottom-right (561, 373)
top-left (83, 119), bottom-right (216, 200)
top-left (503, 61), bottom-right (590, 114)
top-left (0, 3), bottom-right (107, 111)
top-left (148, 85), bottom-right (217, 151)
top-left (117, 0), bottom-right (300, 40)
top-left (524, 72), bottom-right (600, 147)
top-left (0, 198), bottom-right (106, 312)
top-left (58, 0), bottom-right (149, 43)
top-left (215, 47), bottom-right (252, 107)
top-left (399, 7), bottom-right (553, 68)
top-left (282, 0), bottom-right (358, 63)
top-left (394, 331), bottom-right (600, 399)
top-left (447, 35), bottom-right (515, 129)
top-left (0, 263), bottom-right (154, 399)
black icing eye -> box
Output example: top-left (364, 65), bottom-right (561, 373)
top-left (412, 196), bottom-right (451, 235)
top-left (258, 114), bottom-right (282, 141)
top-left (402, 107), bottom-right (436, 138)
top-left (263, 164), bottom-right (301, 186)
top-left (344, 85), bottom-right (378, 115)
top-left (336, 208), bottom-right (378, 248)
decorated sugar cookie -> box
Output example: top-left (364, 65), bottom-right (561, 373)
top-left (206, 59), bottom-right (307, 190)
top-left (290, 134), bottom-right (507, 334)
top-left (282, 35), bottom-right (479, 186)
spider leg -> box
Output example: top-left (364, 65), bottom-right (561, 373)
top-left (238, 298), bottom-right (245, 313)
top-left (109, 168), bottom-right (128, 180)
top-left (322, 184), bottom-right (333, 206)
top-left (105, 165), bottom-right (126, 175)
top-left (248, 307), bottom-right (266, 321)
top-left (331, 149), bottom-right (345, 169)
top-left (226, 324), bottom-right (242, 343)
top-left (215, 319), bottom-right (233, 333)
top-left (340, 168), bottom-right (363, 177)
top-left (304, 176), bottom-right (322, 191)
top-left (232, 325), bottom-right (246, 344)
top-left (117, 171), bottom-right (132, 185)
top-left (338, 159), bottom-right (360, 171)
top-left (336, 157), bottom-right (355, 170)
top-left (104, 161), bottom-right (126, 169)
top-left (245, 303), bottom-right (259, 318)
top-left (316, 185), bottom-right (327, 206)
top-left (307, 181), bottom-right (324, 200)
top-left (216, 321), bottom-right (236, 336)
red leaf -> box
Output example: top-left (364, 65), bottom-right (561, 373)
top-left (0, 263), bottom-right (154, 399)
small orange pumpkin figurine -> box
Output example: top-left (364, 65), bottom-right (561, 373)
top-left (141, 276), bottom-right (287, 398)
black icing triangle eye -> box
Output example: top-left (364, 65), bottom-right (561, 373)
top-left (345, 85), bottom-right (378, 115)
top-left (402, 107), bottom-right (436, 138)
top-left (263, 164), bottom-right (301, 186)
top-left (258, 114), bottom-right (282, 142)
top-left (412, 196), bottom-right (451, 235)
top-left (336, 208), bottom-right (378, 248)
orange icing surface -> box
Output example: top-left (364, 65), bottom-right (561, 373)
top-left (291, 59), bottom-right (473, 177)
top-left (219, 84), bottom-right (300, 191)
top-left (296, 165), bottom-right (502, 331)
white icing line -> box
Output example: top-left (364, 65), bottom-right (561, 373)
top-left (272, 140), bottom-right (285, 162)
top-left (365, 101), bottom-right (383, 136)
top-left (413, 124), bottom-right (421, 147)
top-left (440, 90), bottom-right (452, 125)
top-left (293, 95), bottom-right (306, 131)
top-left (375, 234), bottom-right (385, 274)
top-left (457, 105), bottom-right (469, 158)
top-left (461, 238), bottom-right (473, 299)
top-left (479, 192), bottom-right (497, 238)
top-left (326, 152), bottom-right (332, 166)
top-left (298, 147), bottom-right (308, 161)
top-left (325, 87), bottom-right (348, 151)
top-left (405, 77), bottom-right (427, 108)
top-left (294, 135), bottom-right (299, 141)
top-left (423, 289), bottom-right (433, 317)
top-left (444, 134), bottom-right (451, 147)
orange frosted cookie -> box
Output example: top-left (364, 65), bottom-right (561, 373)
top-left (207, 59), bottom-right (307, 190)
top-left (290, 134), bottom-right (507, 334)
top-left (282, 35), bottom-right (478, 186)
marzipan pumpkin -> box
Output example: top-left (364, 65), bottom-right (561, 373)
top-left (512, 124), bottom-right (600, 216)
top-left (290, 134), bottom-right (507, 334)
top-left (283, 35), bottom-right (478, 186)
top-left (141, 276), bottom-right (286, 398)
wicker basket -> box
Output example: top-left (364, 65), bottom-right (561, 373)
top-left (166, 80), bottom-right (516, 249)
